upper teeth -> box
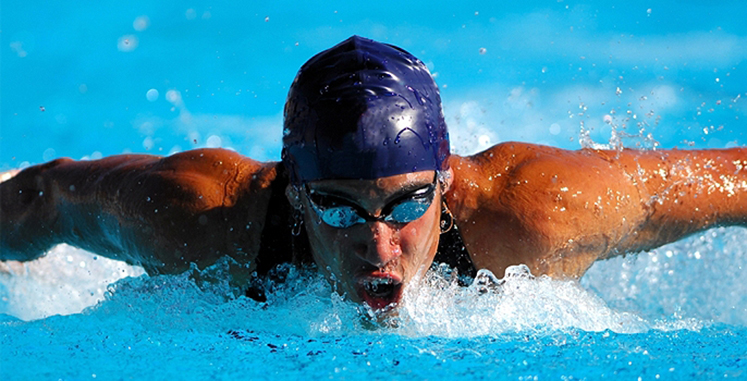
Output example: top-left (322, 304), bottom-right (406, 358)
top-left (368, 278), bottom-right (393, 286)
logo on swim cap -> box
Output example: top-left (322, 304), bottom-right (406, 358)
top-left (282, 36), bottom-right (450, 184)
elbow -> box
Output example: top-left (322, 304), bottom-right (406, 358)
top-left (0, 225), bottom-right (55, 262)
top-left (0, 167), bottom-right (62, 262)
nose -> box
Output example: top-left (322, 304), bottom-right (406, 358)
top-left (354, 222), bottom-right (401, 268)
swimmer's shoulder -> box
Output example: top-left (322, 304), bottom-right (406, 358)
top-left (158, 149), bottom-right (298, 274)
top-left (85, 149), bottom-right (287, 271)
top-left (98, 149), bottom-right (282, 212)
top-left (445, 142), bottom-right (606, 276)
top-left (449, 142), bottom-right (571, 170)
top-left (0, 149), bottom-right (290, 275)
top-left (447, 142), bottom-right (556, 198)
top-left (157, 148), bottom-right (280, 185)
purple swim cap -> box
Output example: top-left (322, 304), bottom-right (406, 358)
top-left (282, 36), bottom-right (449, 184)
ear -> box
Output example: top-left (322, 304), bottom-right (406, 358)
top-left (285, 184), bottom-right (303, 210)
top-left (439, 167), bottom-right (454, 194)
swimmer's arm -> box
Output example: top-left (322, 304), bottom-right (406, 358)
top-left (0, 149), bottom-right (279, 274)
top-left (604, 147), bottom-right (747, 254)
top-left (447, 143), bottom-right (746, 278)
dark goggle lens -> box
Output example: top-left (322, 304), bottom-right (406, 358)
top-left (385, 199), bottom-right (430, 224)
top-left (320, 205), bottom-right (365, 228)
top-left (308, 183), bottom-right (436, 228)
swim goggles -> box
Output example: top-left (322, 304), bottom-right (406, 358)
top-left (304, 177), bottom-right (438, 228)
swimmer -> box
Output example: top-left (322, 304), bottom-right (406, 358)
top-left (1, 36), bottom-right (745, 312)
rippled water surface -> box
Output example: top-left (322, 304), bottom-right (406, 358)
top-left (2, 228), bottom-right (746, 379)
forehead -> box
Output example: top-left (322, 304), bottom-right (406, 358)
top-left (307, 170), bottom-right (435, 199)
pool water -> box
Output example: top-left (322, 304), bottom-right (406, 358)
top-left (1, 228), bottom-right (746, 379)
top-left (2, 1), bottom-right (746, 379)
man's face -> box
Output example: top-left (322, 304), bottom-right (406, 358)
top-left (295, 170), bottom-right (445, 312)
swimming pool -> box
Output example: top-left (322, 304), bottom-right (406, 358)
top-left (2, 1), bottom-right (746, 379)
top-left (2, 231), bottom-right (746, 379)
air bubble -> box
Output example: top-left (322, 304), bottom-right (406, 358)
top-left (117, 35), bottom-right (138, 52)
top-left (133, 16), bottom-right (150, 31)
top-left (146, 89), bottom-right (159, 102)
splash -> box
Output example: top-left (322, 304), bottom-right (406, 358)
top-left (389, 264), bottom-right (650, 336)
top-left (0, 244), bottom-right (144, 320)
top-left (72, 260), bottom-right (696, 337)
top-left (583, 226), bottom-right (747, 327)
top-left (578, 115), bottom-right (660, 151)
top-left (3, 226), bottom-right (744, 335)
top-left (60, 262), bottom-right (646, 338)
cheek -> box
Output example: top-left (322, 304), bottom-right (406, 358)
top-left (304, 213), bottom-right (340, 269)
top-left (304, 215), bottom-right (359, 277)
top-left (399, 208), bottom-right (441, 262)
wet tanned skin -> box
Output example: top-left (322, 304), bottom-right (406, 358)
top-left (292, 171), bottom-right (446, 308)
top-left (1, 143), bottom-right (746, 297)
top-left (446, 143), bottom-right (747, 278)
top-left (0, 149), bottom-right (277, 277)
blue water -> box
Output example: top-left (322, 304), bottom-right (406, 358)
top-left (2, 235), bottom-right (747, 379)
top-left (2, 1), bottom-right (747, 379)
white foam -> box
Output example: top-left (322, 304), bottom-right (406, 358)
top-left (393, 265), bottom-right (649, 337)
top-left (0, 244), bottom-right (145, 321)
top-left (583, 227), bottom-right (747, 326)
top-left (1, 227), bottom-right (744, 335)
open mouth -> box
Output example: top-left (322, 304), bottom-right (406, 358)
top-left (357, 276), bottom-right (403, 311)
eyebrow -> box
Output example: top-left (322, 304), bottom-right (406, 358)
top-left (309, 175), bottom-right (436, 205)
